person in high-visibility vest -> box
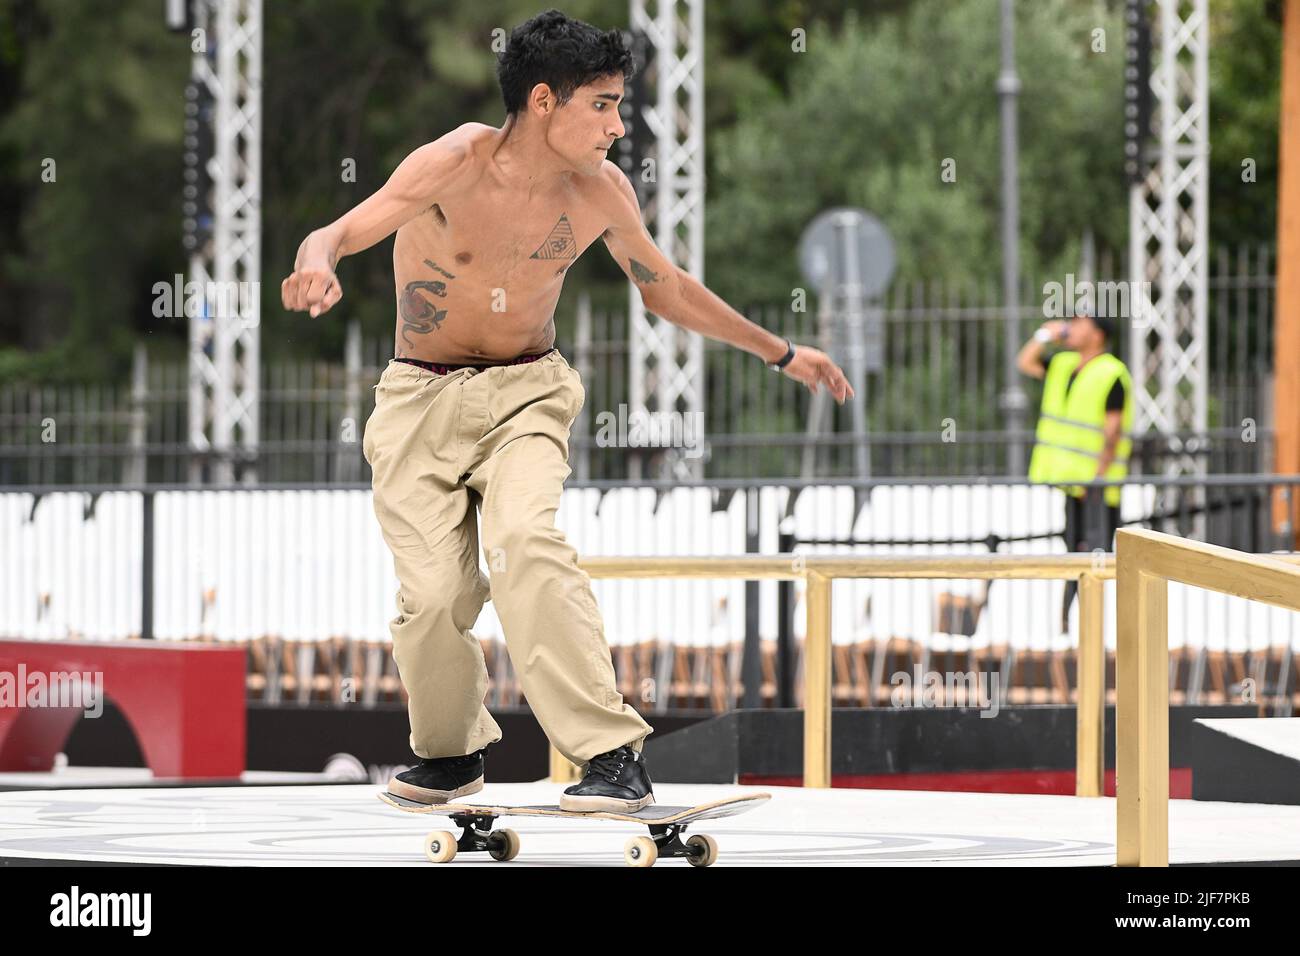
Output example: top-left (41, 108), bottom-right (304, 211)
top-left (1019, 307), bottom-right (1134, 632)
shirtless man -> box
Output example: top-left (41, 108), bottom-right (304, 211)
top-left (281, 10), bottom-right (853, 813)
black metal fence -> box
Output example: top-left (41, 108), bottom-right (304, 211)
top-left (0, 246), bottom-right (1277, 484)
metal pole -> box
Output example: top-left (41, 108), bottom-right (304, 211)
top-left (801, 293), bottom-right (833, 478)
top-left (127, 343), bottom-right (148, 486)
top-left (141, 490), bottom-right (155, 640)
top-left (741, 488), bottom-right (762, 708)
top-left (777, 528), bottom-right (794, 708)
top-left (1275, 0), bottom-right (1300, 546)
top-left (998, 0), bottom-right (1027, 473)
top-left (837, 213), bottom-right (871, 478)
top-left (802, 571), bottom-right (832, 788)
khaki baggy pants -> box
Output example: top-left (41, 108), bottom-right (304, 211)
top-left (362, 351), bottom-right (653, 766)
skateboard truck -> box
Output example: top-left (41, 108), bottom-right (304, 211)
top-left (645, 823), bottom-right (705, 862)
top-left (449, 812), bottom-right (502, 853)
top-left (420, 812), bottom-right (520, 863)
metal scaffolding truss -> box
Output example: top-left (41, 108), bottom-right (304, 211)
top-left (627, 0), bottom-right (705, 480)
top-left (1128, 0), bottom-right (1208, 473)
top-left (188, 0), bottom-right (262, 483)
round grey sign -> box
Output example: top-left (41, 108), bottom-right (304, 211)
top-left (798, 207), bottom-right (896, 298)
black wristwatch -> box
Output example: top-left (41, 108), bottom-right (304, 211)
top-left (767, 338), bottom-right (796, 371)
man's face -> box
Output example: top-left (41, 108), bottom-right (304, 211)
top-left (543, 75), bottom-right (626, 176)
top-left (1066, 316), bottom-right (1100, 350)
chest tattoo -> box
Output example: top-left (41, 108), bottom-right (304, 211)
top-left (529, 213), bottom-right (577, 260)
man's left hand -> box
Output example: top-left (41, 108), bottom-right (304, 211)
top-left (781, 345), bottom-right (855, 404)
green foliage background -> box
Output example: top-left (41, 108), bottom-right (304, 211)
top-left (0, 0), bottom-right (1282, 384)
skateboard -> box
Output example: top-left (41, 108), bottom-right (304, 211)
top-left (378, 791), bottom-right (771, 867)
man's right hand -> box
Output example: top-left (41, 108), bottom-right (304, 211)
top-left (1037, 320), bottom-right (1067, 342)
top-left (279, 137), bottom-right (469, 319)
top-left (281, 264), bottom-right (342, 317)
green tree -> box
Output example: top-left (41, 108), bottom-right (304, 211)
top-left (0, 0), bottom-right (1286, 385)
top-left (1208, 0), bottom-right (1282, 251)
top-left (705, 0), bottom-right (1131, 310)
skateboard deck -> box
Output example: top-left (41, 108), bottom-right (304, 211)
top-left (378, 791), bottom-right (770, 866)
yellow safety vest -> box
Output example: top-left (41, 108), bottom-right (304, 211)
top-left (1027, 351), bottom-right (1134, 507)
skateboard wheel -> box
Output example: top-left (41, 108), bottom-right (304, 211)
top-left (488, 828), bottom-right (521, 862)
top-left (624, 836), bottom-right (658, 867)
top-left (424, 830), bottom-right (458, 864)
top-left (685, 834), bottom-right (718, 867)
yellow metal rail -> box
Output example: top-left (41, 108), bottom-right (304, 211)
top-left (552, 553), bottom-right (1116, 794)
top-left (1115, 529), bottom-right (1300, 866)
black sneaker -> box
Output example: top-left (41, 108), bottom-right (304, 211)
top-left (559, 745), bottom-right (654, 812)
top-left (387, 748), bottom-right (486, 804)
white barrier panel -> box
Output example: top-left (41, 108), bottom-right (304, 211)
top-left (0, 492), bottom-right (141, 641)
top-left (2, 486), bottom-right (1296, 650)
top-left (151, 490), bottom-right (397, 642)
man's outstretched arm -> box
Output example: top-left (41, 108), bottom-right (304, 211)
top-left (282, 136), bottom-right (470, 317)
top-left (599, 165), bottom-right (854, 403)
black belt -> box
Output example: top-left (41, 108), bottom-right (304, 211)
top-left (395, 348), bottom-right (556, 375)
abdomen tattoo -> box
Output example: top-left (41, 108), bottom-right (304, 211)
top-left (398, 259), bottom-right (456, 351)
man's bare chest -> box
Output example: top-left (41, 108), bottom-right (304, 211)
top-left (397, 192), bottom-right (607, 282)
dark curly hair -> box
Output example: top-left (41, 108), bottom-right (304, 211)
top-left (496, 9), bottom-right (636, 117)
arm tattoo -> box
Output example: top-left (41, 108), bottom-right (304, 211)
top-left (629, 258), bottom-right (661, 285)
top-left (530, 213), bottom-right (577, 260)
top-left (398, 259), bottom-right (454, 350)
